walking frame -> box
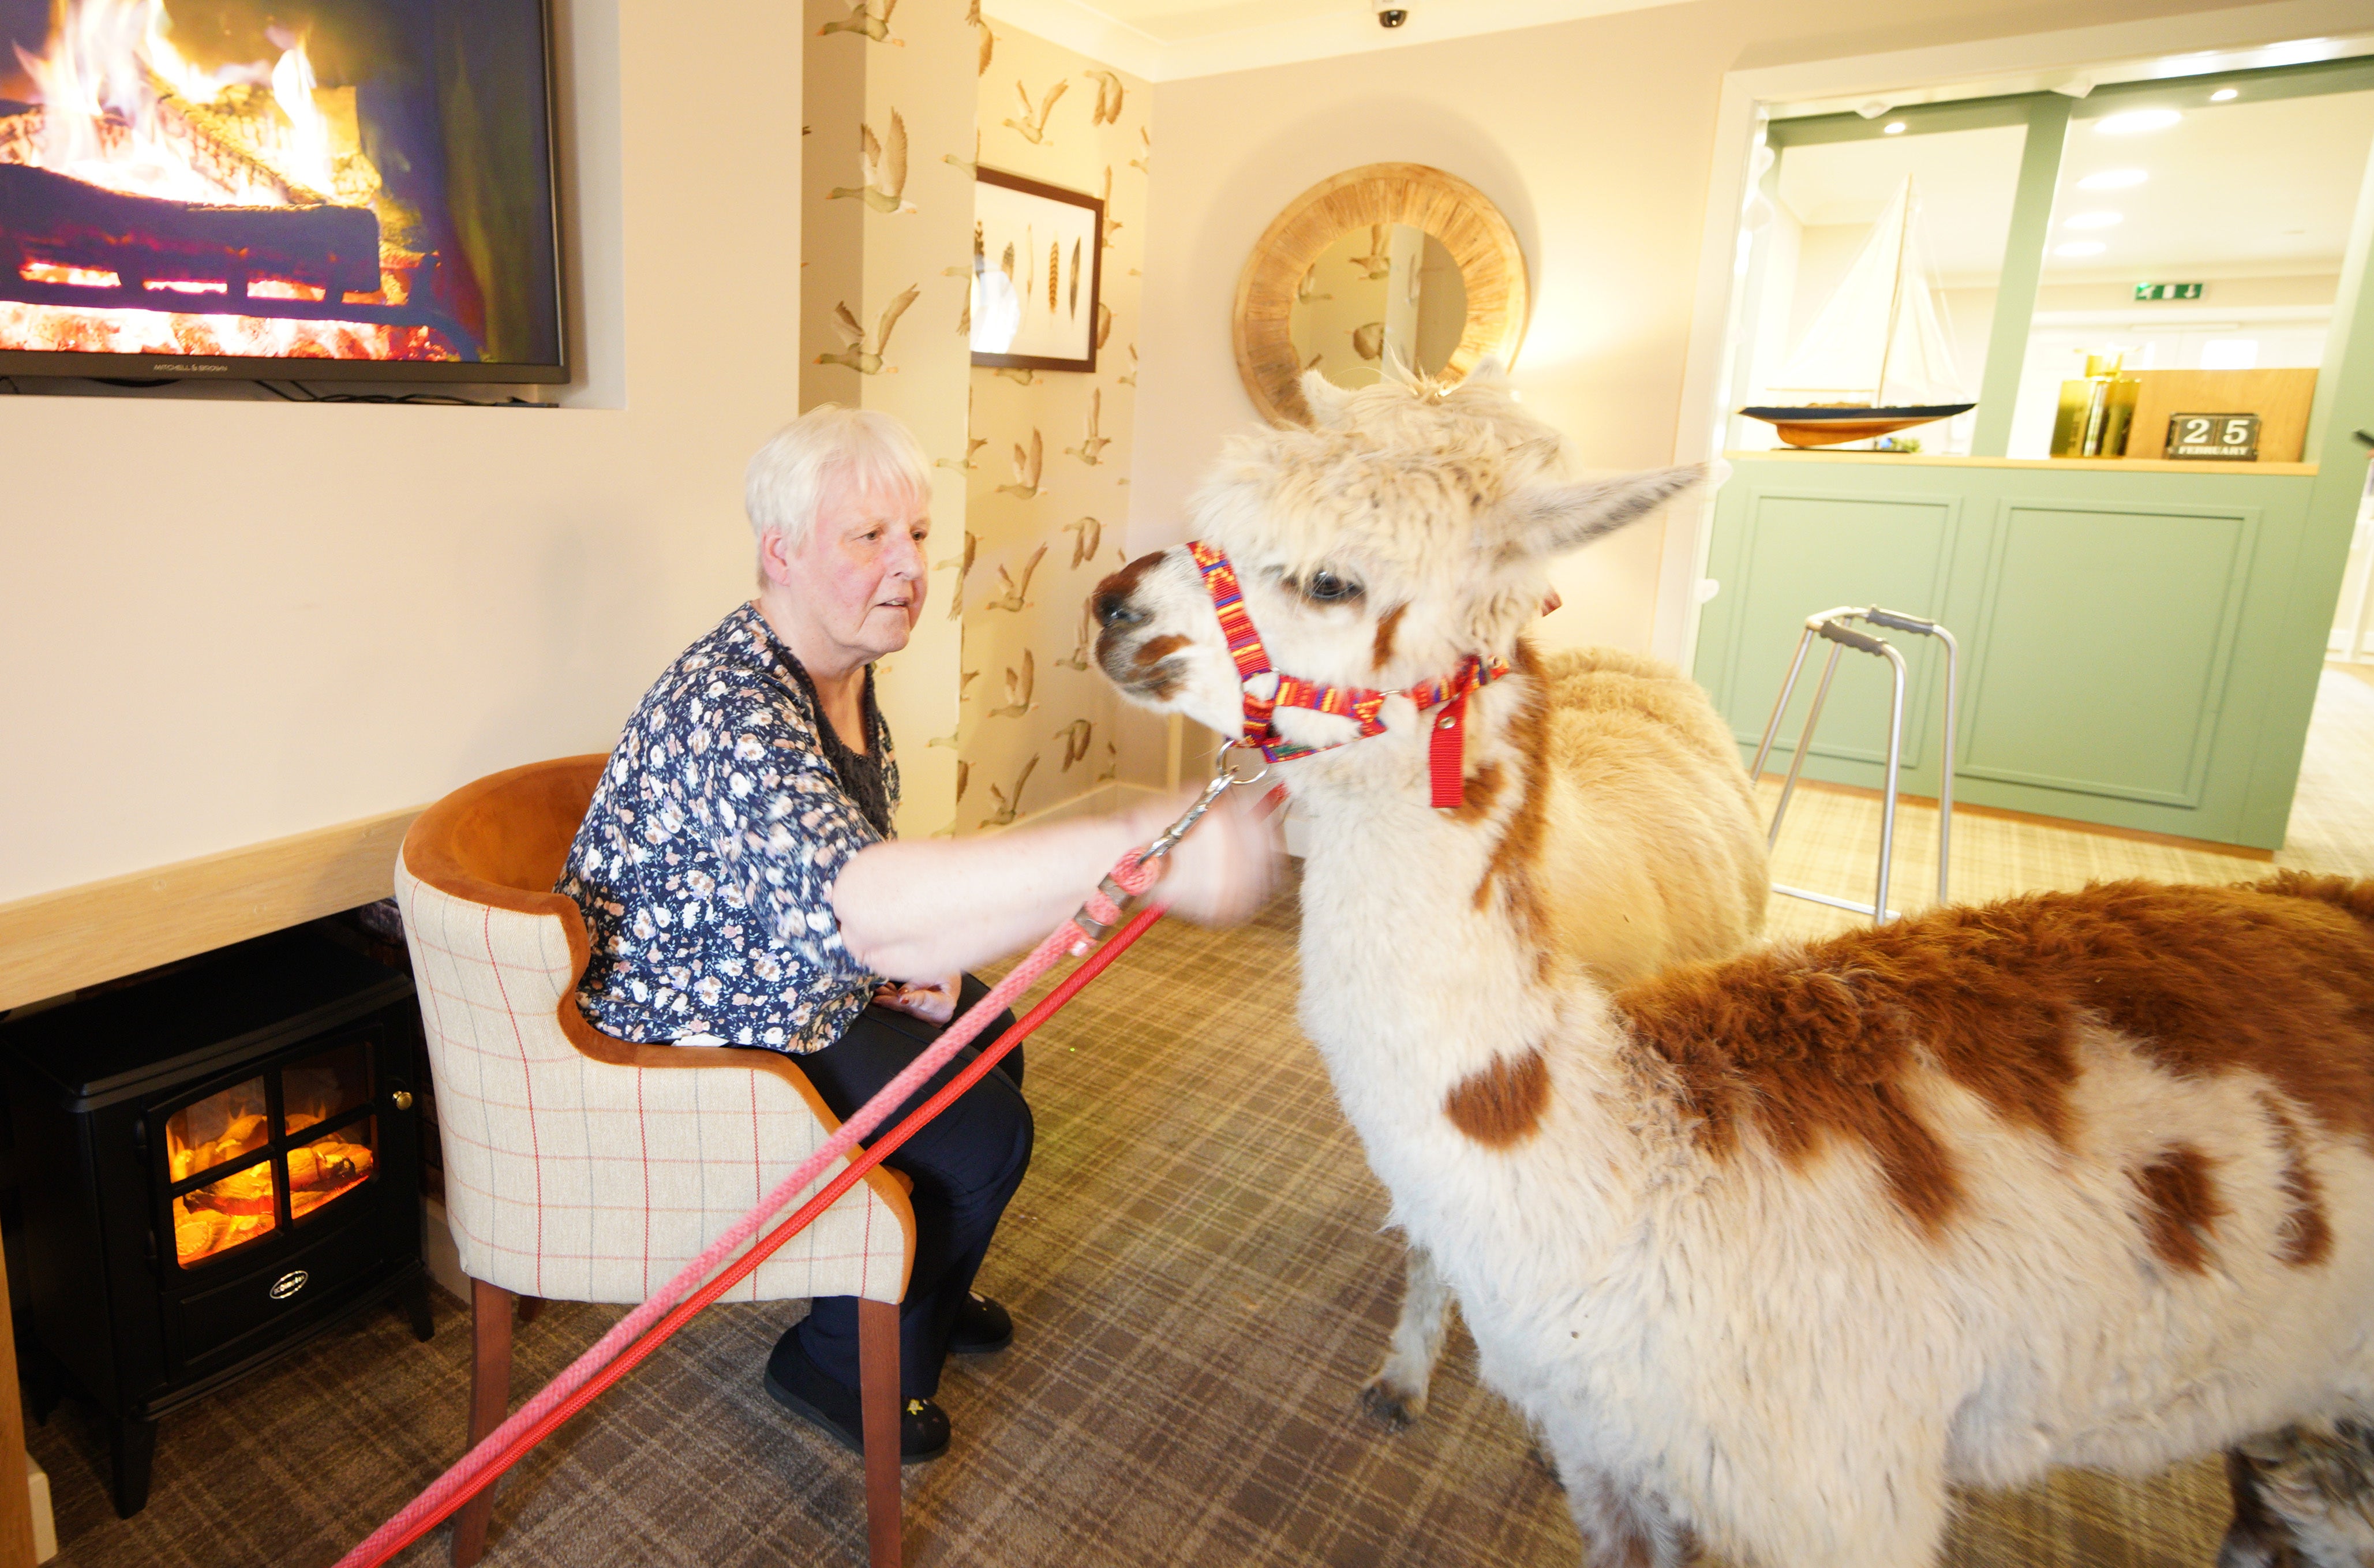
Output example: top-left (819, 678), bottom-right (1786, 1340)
top-left (1748, 605), bottom-right (1960, 925)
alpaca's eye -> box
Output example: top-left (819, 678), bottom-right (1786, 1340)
top-left (1304, 571), bottom-right (1360, 604)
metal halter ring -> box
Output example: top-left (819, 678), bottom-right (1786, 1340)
top-left (1214, 742), bottom-right (1272, 788)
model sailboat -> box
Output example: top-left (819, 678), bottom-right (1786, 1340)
top-left (1742, 175), bottom-right (1975, 448)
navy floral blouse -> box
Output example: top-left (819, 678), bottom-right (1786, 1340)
top-left (557, 604), bottom-right (897, 1053)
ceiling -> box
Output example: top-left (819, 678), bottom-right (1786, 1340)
top-left (1775, 88), bottom-right (2374, 286)
top-left (979, 0), bottom-right (1687, 81)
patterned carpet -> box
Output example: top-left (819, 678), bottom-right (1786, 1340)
top-left (33, 670), bottom-right (2374, 1567)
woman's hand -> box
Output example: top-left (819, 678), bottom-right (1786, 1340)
top-left (1126, 786), bottom-right (1283, 927)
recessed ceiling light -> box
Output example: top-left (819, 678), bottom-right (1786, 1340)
top-left (1883, 121), bottom-right (1907, 134)
top-left (2096, 109), bottom-right (2182, 134)
top-left (2065, 211), bottom-right (2124, 230)
top-left (2055, 241), bottom-right (2107, 257)
top-left (2079, 169), bottom-right (2148, 190)
top-left (2210, 88), bottom-right (2239, 102)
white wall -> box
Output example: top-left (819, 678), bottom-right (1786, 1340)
top-left (1128, 0), bottom-right (2250, 660)
top-left (0, 0), bottom-right (807, 903)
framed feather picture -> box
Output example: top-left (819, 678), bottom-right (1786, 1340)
top-left (971, 167), bottom-right (1103, 373)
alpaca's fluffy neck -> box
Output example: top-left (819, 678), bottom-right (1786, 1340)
top-left (1281, 674), bottom-right (1638, 1231)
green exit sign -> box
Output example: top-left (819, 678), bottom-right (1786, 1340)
top-left (2135, 282), bottom-right (2204, 300)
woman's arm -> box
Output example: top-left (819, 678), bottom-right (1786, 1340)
top-left (830, 787), bottom-right (1281, 979)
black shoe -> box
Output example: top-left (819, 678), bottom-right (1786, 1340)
top-left (763, 1328), bottom-right (950, 1463)
top-left (948, 1291), bottom-right (1013, 1355)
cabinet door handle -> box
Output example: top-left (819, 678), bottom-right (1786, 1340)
top-left (390, 1090), bottom-right (415, 1112)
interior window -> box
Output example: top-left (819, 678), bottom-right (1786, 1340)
top-left (2005, 87), bottom-right (2374, 456)
top-left (1739, 121), bottom-right (2028, 456)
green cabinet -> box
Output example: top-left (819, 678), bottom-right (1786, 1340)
top-left (1693, 455), bottom-right (2325, 849)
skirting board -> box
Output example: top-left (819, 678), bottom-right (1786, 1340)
top-left (24, 1455), bottom-right (53, 1565)
top-left (0, 806), bottom-right (423, 1013)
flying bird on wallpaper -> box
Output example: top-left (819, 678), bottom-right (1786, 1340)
top-left (954, 759), bottom-right (970, 800)
top-left (983, 544), bottom-right (1047, 612)
top-left (931, 530), bottom-right (976, 618)
top-left (942, 264), bottom-right (973, 335)
top-left (1003, 78), bottom-right (1068, 145)
top-left (997, 431), bottom-right (1044, 498)
top-left (987, 649), bottom-right (1038, 717)
top-left (935, 431), bottom-right (988, 473)
top-left (1064, 391), bottom-right (1109, 467)
top-left (814, 286), bottom-right (919, 374)
top-left (1099, 165), bottom-right (1119, 252)
top-left (1058, 718), bottom-right (1095, 771)
top-left (1062, 514), bottom-right (1102, 567)
top-left (1349, 223), bottom-right (1392, 280)
top-left (1128, 125), bottom-right (1149, 174)
top-left (963, 0), bottom-right (994, 73)
top-left (1295, 265), bottom-right (1331, 304)
top-left (818, 0), bottom-right (902, 44)
top-left (1083, 68), bottom-right (1125, 126)
top-left (1094, 301), bottom-right (1112, 350)
top-left (1052, 600), bottom-right (1096, 671)
top-left (995, 366), bottom-right (1036, 386)
top-left (1117, 343), bottom-right (1136, 387)
top-left (829, 111), bottom-right (915, 214)
top-left (1351, 321), bottom-right (1386, 362)
top-left (944, 130), bottom-right (980, 178)
top-left (980, 755), bottom-right (1038, 829)
top-left (958, 667), bottom-right (980, 699)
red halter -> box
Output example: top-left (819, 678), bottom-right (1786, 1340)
top-left (1187, 540), bottom-right (1508, 808)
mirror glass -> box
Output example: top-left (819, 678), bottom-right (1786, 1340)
top-left (1288, 223), bottom-right (1470, 387)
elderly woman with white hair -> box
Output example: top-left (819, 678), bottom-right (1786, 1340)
top-left (556, 405), bottom-right (1278, 1464)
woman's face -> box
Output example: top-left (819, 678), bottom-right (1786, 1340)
top-left (770, 471), bottom-right (931, 671)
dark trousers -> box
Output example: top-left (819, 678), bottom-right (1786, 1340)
top-left (791, 974), bottom-right (1031, 1398)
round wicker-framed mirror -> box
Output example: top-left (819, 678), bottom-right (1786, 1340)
top-left (1233, 163), bottom-right (1529, 426)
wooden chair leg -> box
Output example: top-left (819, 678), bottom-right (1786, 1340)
top-left (858, 1297), bottom-right (902, 1568)
top-left (452, 1278), bottom-right (514, 1568)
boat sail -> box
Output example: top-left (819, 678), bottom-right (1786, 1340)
top-left (1743, 174), bottom-right (1975, 448)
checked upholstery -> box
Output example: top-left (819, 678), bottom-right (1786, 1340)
top-left (393, 754), bottom-right (914, 1307)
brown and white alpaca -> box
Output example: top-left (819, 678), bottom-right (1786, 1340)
top-left (1094, 369), bottom-right (2374, 1566)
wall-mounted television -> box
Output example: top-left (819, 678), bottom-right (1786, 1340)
top-left (0, 0), bottom-right (564, 384)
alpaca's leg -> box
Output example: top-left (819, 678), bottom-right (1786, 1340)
top-left (1361, 1244), bottom-right (1455, 1428)
top-left (1562, 1466), bottom-right (1699, 1568)
top-left (2216, 1447), bottom-right (2290, 1568)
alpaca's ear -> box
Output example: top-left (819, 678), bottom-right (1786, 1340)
top-left (1301, 369), bottom-right (1355, 426)
top-left (1501, 464), bottom-right (1711, 558)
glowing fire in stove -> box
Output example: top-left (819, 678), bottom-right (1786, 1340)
top-left (165, 1095), bottom-right (377, 1267)
top-left (1, 0), bottom-right (458, 361)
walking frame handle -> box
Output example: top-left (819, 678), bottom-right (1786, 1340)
top-left (1749, 605), bottom-right (1960, 925)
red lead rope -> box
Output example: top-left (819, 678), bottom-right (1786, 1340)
top-left (334, 776), bottom-right (1285, 1568)
top-left (333, 855), bottom-right (1174, 1568)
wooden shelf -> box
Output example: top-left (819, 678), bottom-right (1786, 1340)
top-left (1724, 449), bottom-right (2319, 476)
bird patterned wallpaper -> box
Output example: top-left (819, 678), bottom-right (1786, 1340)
top-left (954, 24), bottom-right (1154, 831)
top-left (800, 0), bottom-right (976, 838)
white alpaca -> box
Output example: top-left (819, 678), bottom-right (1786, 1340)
top-left (1162, 380), bottom-right (1773, 1423)
top-left (1093, 369), bottom-right (2374, 1566)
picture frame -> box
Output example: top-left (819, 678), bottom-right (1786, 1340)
top-left (970, 167), bottom-right (1103, 374)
